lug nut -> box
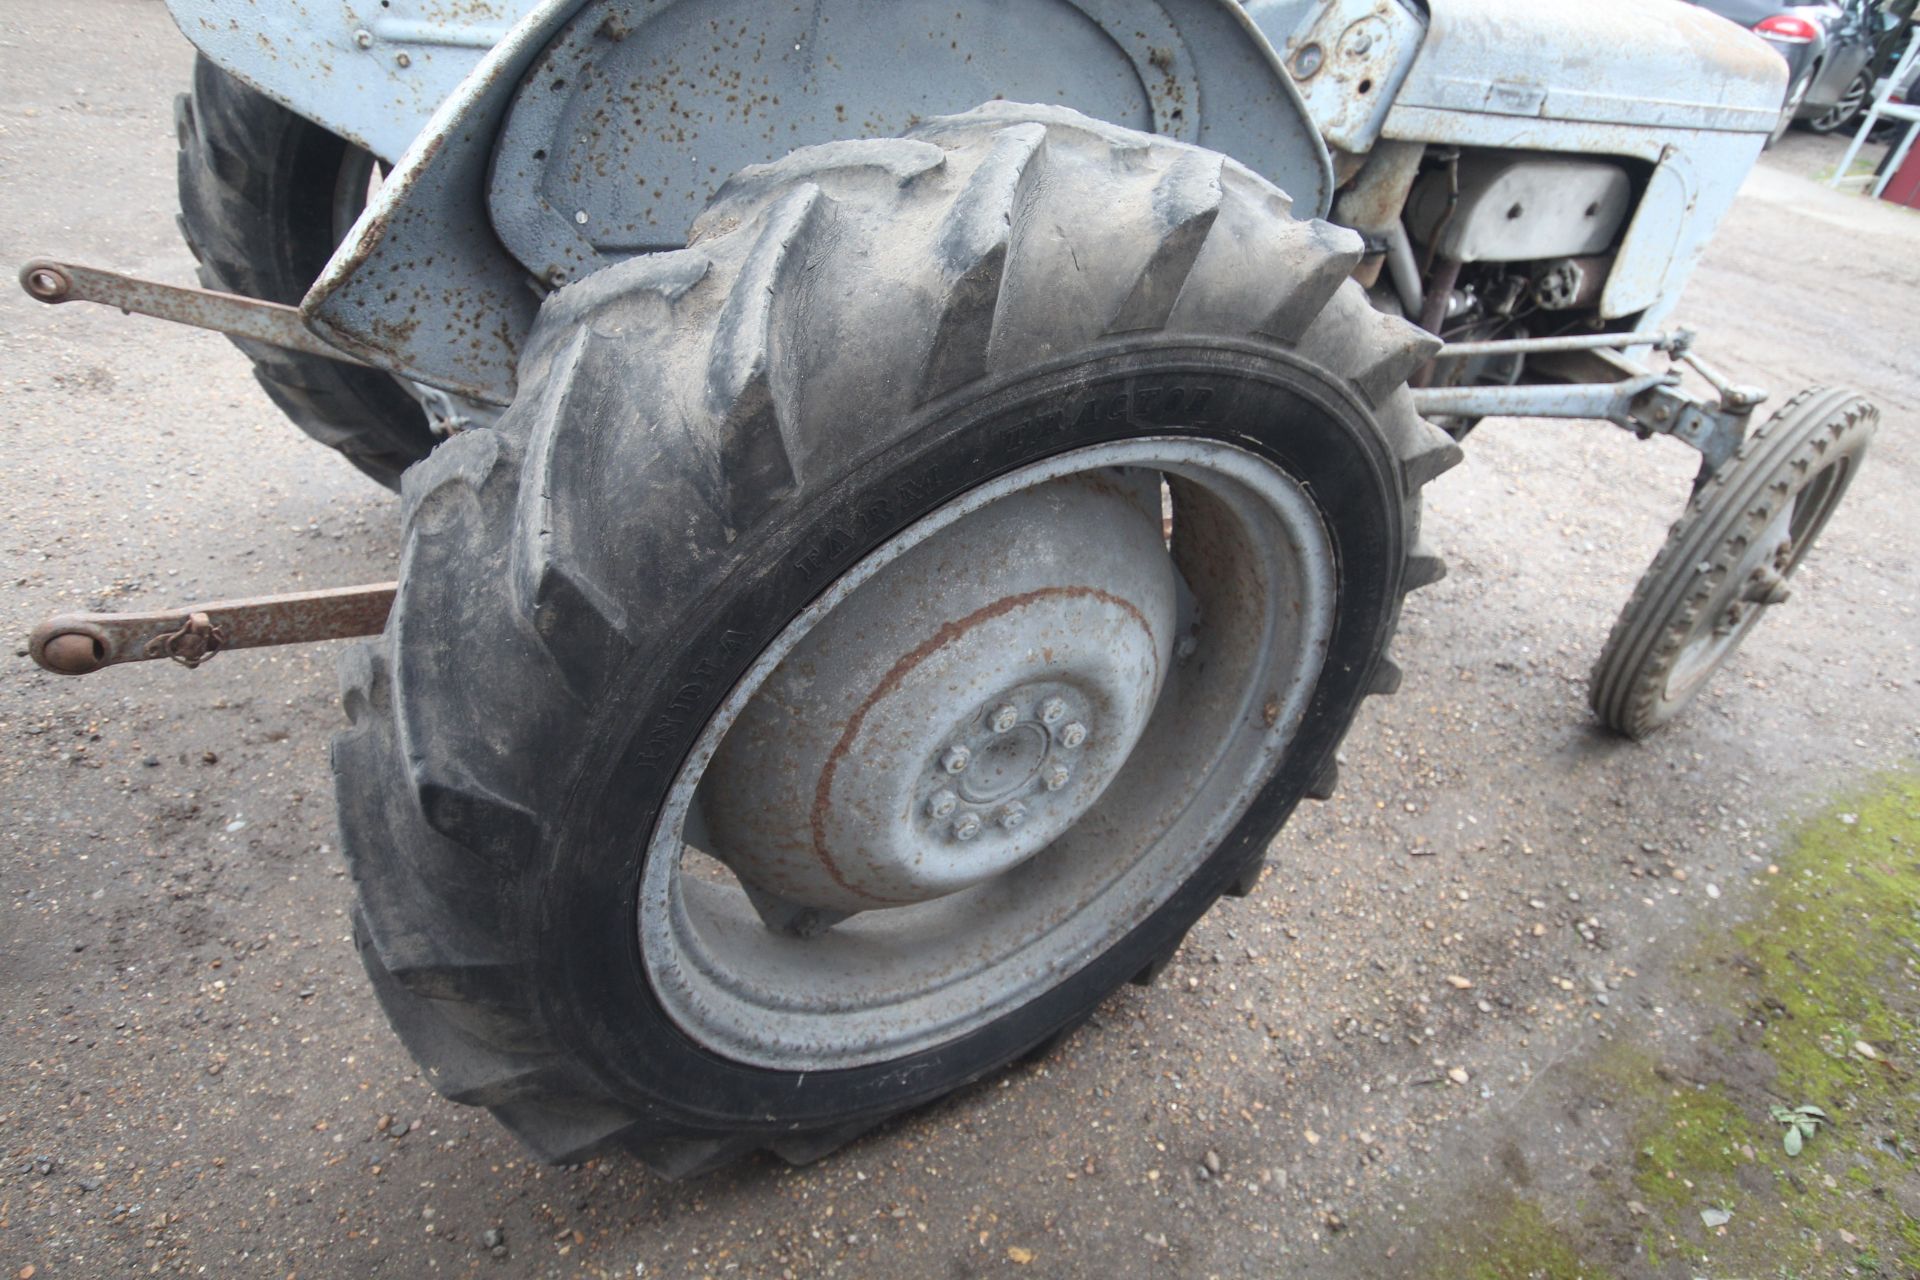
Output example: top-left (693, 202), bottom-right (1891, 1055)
top-left (953, 813), bottom-right (982, 841)
top-left (987, 703), bottom-right (1019, 734)
top-left (1043, 765), bottom-right (1071, 792)
top-left (942, 745), bottom-right (972, 774)
top-left (1059, 722), bottom-right (1087, 749)
top-left (927, 789), bottom-right (958, 819)
top-left (997, 802), bottom-right (1027, 831)
top-left (1039, 697), bottom-right (1067, 724)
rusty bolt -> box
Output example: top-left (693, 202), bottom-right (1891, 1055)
top-left (997, 802), bottom-right (1027, 832)
top-left (1059, 722), bottom-right (1087, 749)
top-left (988, 703), bottom-right (1018, 734)
top-left (395, 51), bottom-right (411, 68)
top-left (953, 813), bottom-right (982, 841)
top-left (1745, 569), bottom-right (1792, 606)
top-left (942, 745), bottom-right (972, 775)
top-left (24, 267), bottom-right (69, 301)
top-left (1039, 697), bottom-right (1066, 724)
top-left (353, 28), bottom-right (373, 48)
top-left (42, 632), bottom-right (104, 675)
top-left (1044, 765), bottom-right (1071, 792)
top-left (927, 789), bottom-right (959, 820)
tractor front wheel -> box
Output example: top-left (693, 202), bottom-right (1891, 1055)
top-left (1590, 387), bottom-right (1875, 739)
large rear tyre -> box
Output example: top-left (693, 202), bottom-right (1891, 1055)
top-left (331, 104), bottom-right (1461, 1174)
top-left (1589, 387), bottom-right (1875, 739)
top-left (175, 56), bottom-right (437, 488)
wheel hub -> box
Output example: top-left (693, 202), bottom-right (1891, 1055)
top-left (922, 681), bottom-right (1090, 840)
top-left (700, 471), bottom-right (1175, 912)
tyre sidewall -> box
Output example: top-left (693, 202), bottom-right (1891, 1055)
top-left (531, 341), bottom-right (1409, 1132)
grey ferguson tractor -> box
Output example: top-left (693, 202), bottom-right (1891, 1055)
top-left (20, 0), bottom-right (1877, 1175)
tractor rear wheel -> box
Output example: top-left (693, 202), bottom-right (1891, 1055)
top-left (330, 104), bottom-right (1460, 1174)
top-left (175, 56), bottom-right (439, 488)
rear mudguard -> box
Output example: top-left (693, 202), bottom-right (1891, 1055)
top-left (172, 0), bottom-right (1336, 404)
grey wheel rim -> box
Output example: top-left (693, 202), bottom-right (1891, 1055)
top-left (638, 438), bottom-right (1338, 1070)
top-left (1659, 450), bottom-right (1856, 709)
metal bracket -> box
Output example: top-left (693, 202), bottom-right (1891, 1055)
top-left (146, 613), bottom-right (228, 669)
top-left (18, 258), bottom-right (366, 365)
top-left (29, 584), bottom-right (396, 677)
top-left (1410, 327), bottom-right (1761, 473)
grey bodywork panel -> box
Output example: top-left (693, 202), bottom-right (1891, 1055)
top-left (163, 0), bottom-right (534, 165)
top-left (286, 0), bottom-right (1335, 403)
top-left (1372, 0), bottom-right (1784, 324)
top-left (1389, 0), bottom-right (1787, 136)
top-left (1243, 0), bottom-right (1429, 155)
top-left (490, 0), bottom-right (1338, 286)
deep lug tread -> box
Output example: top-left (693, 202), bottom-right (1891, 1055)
top-left (400, 430), bottom-right (509, 532)
top-left (537, 248), bottom-right (711, 337)
top-left (695, 138), bottom-right (945, 240)
top-left (912, 100), bottom-right (1150, 152)
top-left (1404, 540), bottom-right (1448, 591)
top-left (917, 123), bottom-right (1049, 403)
top-left (1306, 758), bottom-right (1340, 801)
top-left (768, 1117), bottom-right (889, 1166)
top-left (1131, 945), bottom-right (1180, 988)
top-left (412, 773), bottom-right (540, 868)
top-left (492, 1099), bottom-right (646, 1165)
top-left (1368, 657), bottom-right (1404, 697)
top-left (337, 643), bottom-right (391, 726)
top-left (1018, 1008), bottom-right (1096, 1066)
top-left (1356, 320), bottom-right (1443, 407)
top-left (358, 922), bottom-right (556, 1105)
top-left (1256, 222), bottom-right (1365, 342)
top-left (1225, 850), bottom-right (1269, 898)
top-left (1107, 150), bottom-right (1224, 334)
top-left (630, 1134), bottom-right (767, 1180)
top-left (704, 184), bottom-right (826, 524)
top-left (513, 332), bottom-right (634, 701)
top-left (1383, 402), bottom-right (1466, 491)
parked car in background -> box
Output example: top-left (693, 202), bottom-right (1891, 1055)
top-left (1689, 0), bottom-right (1892, 138)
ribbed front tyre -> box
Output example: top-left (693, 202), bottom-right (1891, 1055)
top-left (1590, 387), bottom-right (1875, 739)
top-left (330, 104), bottom-right (1461, 1174)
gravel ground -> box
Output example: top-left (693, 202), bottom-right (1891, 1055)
top-left (3, 5), bottom-right (1917, 1277)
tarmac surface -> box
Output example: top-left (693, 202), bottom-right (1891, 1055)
top-left (3, 4), bottom-right (1918, 1276)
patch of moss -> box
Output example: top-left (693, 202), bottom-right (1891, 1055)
top-left (1896, 1210), bottom-right (1920, 1269)
top-left (1621, 772), bottom-right (1920, 1271)
top-left (1736, 775), bottom-right (1920, 1110)
top-left (1631, 1077), bottom-right (1756, 1210)
top-left (1441, 1198), bottom-right (1609, 1280)
top-left (1413, 775), bottom-right (1920, 1278)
